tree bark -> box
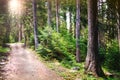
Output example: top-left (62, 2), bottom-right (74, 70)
top-left (76, 0), bottom-right (81, 62)
top-left (116, 0), bottom-right (120, 52)
top-left (18, 22), bottom-right (22, 42)
top-left (32, 0), bottom-right (39, 49)
top-left (69, 11), bottom-right (72, 34)
top-left (56, 0), bottom-right (59, 32)
top-left (47, 0), bottom-right (52, 27)
top-left (85, 0), bottom-right (105, 77)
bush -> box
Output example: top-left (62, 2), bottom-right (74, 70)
top-left (36, 26), bottom-right (87, 68)
top-left (104, 40), bottom-right (120, 71)
top-left (37, 27), bottom-right (75, 61)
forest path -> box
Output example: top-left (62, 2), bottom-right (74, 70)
top-left (3, 43), bottom-right (63, 80)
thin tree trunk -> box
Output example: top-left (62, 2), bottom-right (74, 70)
top-left (76, 0), bottom-right (81, 62)
top-left (47, 0), bottom-right (52, 27)
top-left (116, 0), bottom-right (120, 52)
top-left (32, 0), bottom-right (39, 49)
top-left (74, 15), bottom-right (76, 38)
top-left (56, 0), bottom-right (59, 32)
top-left (66, 10), bottom-right (72, 32)
top-left (18, 22), bottom-right (22, 42)
top-left (69, 11), bottom-right (72, 34)
top-left (85, 0), bottom-right (105, 77)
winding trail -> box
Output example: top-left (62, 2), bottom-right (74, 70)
top-left (3, 43), bottom-right (63, 80)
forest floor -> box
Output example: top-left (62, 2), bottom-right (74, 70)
top-left (1, 43), bottom-right (64, 80)
top-left (1, 43), bottom-right (120, 80)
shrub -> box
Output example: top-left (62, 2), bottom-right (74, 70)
top-left (36, 26), bottom-right (87, 68)
top-left (104, 40), bottom-right (120, 71)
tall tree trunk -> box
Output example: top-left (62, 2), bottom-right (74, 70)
top-left (69, 11), bottom-right (72, 34)
top-left (56, 0), bottom-right (59, 32)
top-left (85, 0), bottom-right (105, 77)
top-left (116, 0), bottom-right (120, 52)
top-left (47, 0), bottom-right (52, 27)
top-left (18, 22), bottom-right (22, 42)
top-left (32, 0), bottom-right (39, 49)
top-left (66, 10), bottom-right (72, 32)
top-left (74, 14), bottom-right (76, 38)
top-left (76, 0), bottom-right (81, 62)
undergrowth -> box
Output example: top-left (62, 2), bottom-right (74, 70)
top-left (35, 27), bottom-right (120, 80)
top-left (0, 46), bottom-right (9, 53)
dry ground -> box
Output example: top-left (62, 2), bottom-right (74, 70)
top-left (3, 43), bottom-right (64, 80)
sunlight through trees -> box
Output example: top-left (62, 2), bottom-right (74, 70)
top-left (0, 0), bottom-right (120, 79)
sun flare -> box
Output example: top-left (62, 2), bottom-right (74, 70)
top-left (8, 0), bottom-right (24, 16)
top-left (9, 0), bottom-right (18, 8)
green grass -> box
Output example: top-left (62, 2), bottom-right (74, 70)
top-left (41, 58), bottom-right (120, 80)
top-left (0, 46), bottom-right (9, 55)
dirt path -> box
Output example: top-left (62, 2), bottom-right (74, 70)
top-left (3, 43), bottom-right (64, 80)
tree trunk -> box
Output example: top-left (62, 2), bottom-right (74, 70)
top-left (56, 0), bottom-right (59, 32)
top-left (18, 22), bottom-right (22, 42)
top-left (116, 0), bottom-right (120, 52)
top-left (69, 11), bottom-right (72, 34)
top-left (85, 0), bottom-right (105, 77)
top-left (76, 0), bottom-right (81, 62)
top-left (32, 0), bottom-right (39, 49)
top-left (47, 0), bottom-right (52, 27)
top-left (74, 15), bottom-right (76, 38)
top-left (66, 10), bottom-right (72, 32)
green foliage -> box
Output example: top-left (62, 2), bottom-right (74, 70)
top-left (99, 40), bottom-right (120, 72)
top-left (0, 15), bottom-right (7, 45)
top-left (104, 40), bottom-right (120, 71)
top-left (0, 46), bottom-right (9, 54)
top-left (36, 26), bottom-right (87, 68)
top-left (80, 29), bottom-right (88, 61)
top-left (37, 27), bottom-right (75, 60)
top-left (46, 61), bottom-right (108, 80)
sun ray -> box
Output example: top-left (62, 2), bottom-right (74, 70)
top-left (8, 0), bottom-right (24, 16)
